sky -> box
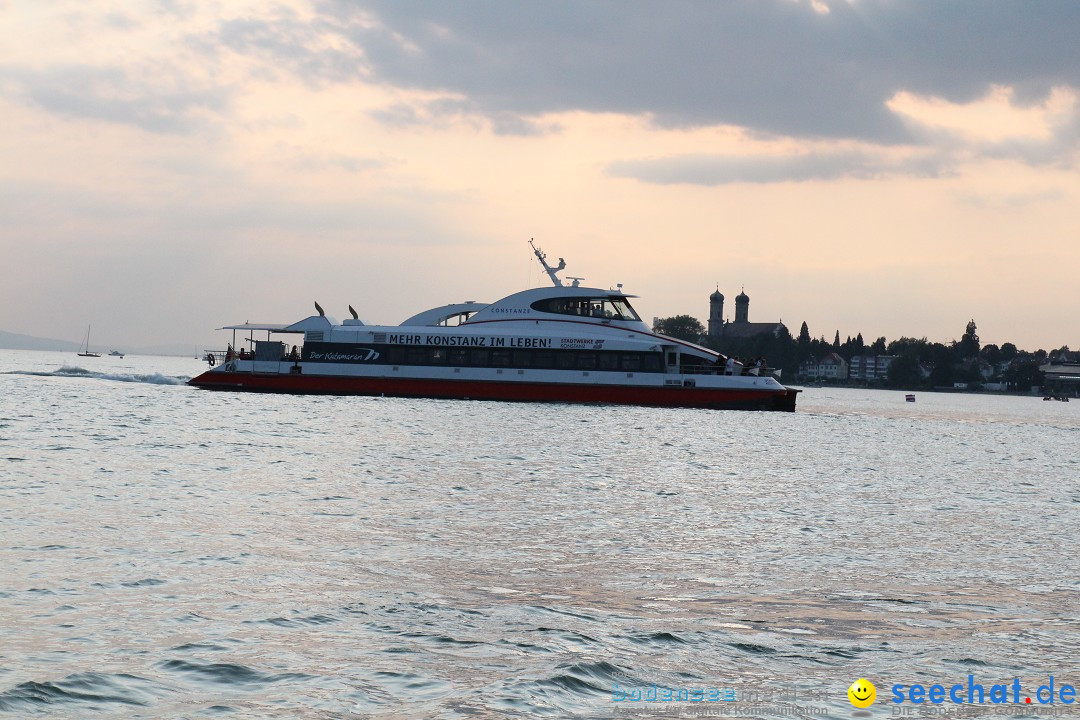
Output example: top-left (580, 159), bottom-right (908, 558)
top-left (2, 0), bottom-right (1078, 352)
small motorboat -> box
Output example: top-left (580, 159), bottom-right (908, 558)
top-left (109, 350), bottom-right (124, 358)
top-left (905, 394), bottom-right (916, 403)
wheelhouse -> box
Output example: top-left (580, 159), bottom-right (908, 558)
top-left (528, 295), bottom-right (641, 321)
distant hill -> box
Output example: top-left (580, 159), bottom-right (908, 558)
top-left (0, 330), bottom-right (80, 352)
top-left (0, 330), bottom-right (197, 357)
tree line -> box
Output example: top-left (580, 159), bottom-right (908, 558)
top-left (652, 315), bottom-right (1063, 391)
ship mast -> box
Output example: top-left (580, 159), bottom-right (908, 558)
top-left (529, 238), bottom-right (569, 287)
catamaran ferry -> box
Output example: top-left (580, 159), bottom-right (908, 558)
top-left (188, 243), bottom-right (798, 411)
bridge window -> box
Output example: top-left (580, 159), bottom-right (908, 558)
top-left (529, 296), bottom-right (641, 321)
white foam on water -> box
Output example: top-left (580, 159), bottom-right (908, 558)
top-left (3, 366), bottom-right (189, 385)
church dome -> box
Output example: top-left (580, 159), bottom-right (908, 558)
top-left (710, 289), bottom-right (724, 301)
top-left (735, 290), bottom-right (749, 303)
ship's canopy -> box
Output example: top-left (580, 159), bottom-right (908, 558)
top-left (463, 286), bottom-right (647, 329)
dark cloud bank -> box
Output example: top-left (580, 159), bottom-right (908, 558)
top-left (327, 0), bottom-right (1080, 182)
top-left (333, 0), bottom-right (1080, 140)
top-left (5, 1), bottom-right (1079, 183)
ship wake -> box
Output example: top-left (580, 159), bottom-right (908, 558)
top-left (3, 366), bottom-right (189, 386)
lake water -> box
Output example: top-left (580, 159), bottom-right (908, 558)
top-left (1, 349), bottom-right (1078, 718)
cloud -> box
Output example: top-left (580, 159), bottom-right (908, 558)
top-left (316, 0), bottom-right (1080, 143)
top-left (212, 13), bottom-right (368, 87)
top-left (889, 85), bottom-right (1080, 169)
top-left (609, 83), bottom-right (1080, 186)
top-left (370, 97), bottom-right (557, 136)
top-left (11, 1), bottom-right (1080, 154)
top-left (2, 64), bottom-right (230, 134)
top-left (606, 148), bottom-right (950, 185)
top-left (290, 153), bottom-right (391, 173)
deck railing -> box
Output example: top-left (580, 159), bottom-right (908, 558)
top-left (204, 348), bottom-right (302, 366)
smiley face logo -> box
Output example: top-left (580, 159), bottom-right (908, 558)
top-left (848, 678), bottom-right (876, 708)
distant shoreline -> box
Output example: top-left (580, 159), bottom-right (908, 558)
top-left (0, 330), bottom-right (201, 357)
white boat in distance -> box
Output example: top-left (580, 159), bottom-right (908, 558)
top-left (188, 244), bottom-right (798, 411)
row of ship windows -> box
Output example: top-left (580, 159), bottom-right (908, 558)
top-left (315, 345), bottom-right (666, 372)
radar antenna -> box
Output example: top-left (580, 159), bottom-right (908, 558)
top-left (529, 238), bottom-right (567, 287)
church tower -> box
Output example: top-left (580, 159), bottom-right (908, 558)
top-left (734, 289), bottom-right (749, 323)
top-left (708, 288), bottom-right (725, 337)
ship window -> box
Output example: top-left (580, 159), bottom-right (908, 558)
top-left (512, 351), bottom-right (531, 368)
top-left (449, 348), bottom-right (469, 366)
top-left (428, 348), bottom-right (447, 364)
top-left (533, 351), bottom-right (554, 368)
top-left (642, 354), bottom-right (662, 372)
top-left (577, 352), bottom-right (597, 370)
top-left (621, 354), bottom-right (642, 371)
top-left (469, 348), bottom-right (489, 366)
top-left (598, 353), bottom-right (618, 370)
top-left (406, 347), bottom-right (427, 365)
top-left (608, 298), bottom-right (640, 321)
top-left (384, 346), bottom-right (404, 364)
top-left (556, 352), bottom-right (575, 369)
top-left (529, 296), bottom-right (641, 321)
top-left (491, 350), bottom-right (511, 367)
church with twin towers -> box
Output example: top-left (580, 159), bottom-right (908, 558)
top-left (707, 288), bottom-right (787, 340)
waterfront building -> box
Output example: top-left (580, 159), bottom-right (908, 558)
top-left (849, 355), bottom-right (895, 382)
top-left (799, 353), bottom-right (848, 381)
top-left (1039, 355), bottom-right (1080, 397)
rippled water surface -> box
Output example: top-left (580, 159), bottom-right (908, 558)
top-left (2, 349), bottom-right (1078, 718)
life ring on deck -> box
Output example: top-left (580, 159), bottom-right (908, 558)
top-left (206, 352), bottom-right (216, 367)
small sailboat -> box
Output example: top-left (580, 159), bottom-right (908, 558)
top-left (77, 325), bottom-right (101, 358)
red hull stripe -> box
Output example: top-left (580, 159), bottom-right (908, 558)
top-left (188, 371), bottom-right (797, 411)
